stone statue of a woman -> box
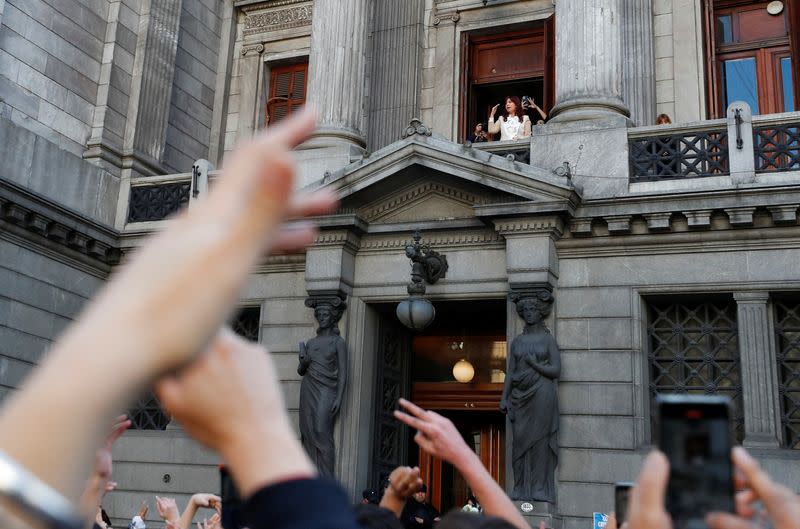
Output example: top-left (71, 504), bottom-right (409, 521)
top-left (298, 296), bottom-right (347, 478)
top-left (500, 290), bottom-right (560, 502)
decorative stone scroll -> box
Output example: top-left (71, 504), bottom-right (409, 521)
top-left (242, 1), bottom-right (312, 36)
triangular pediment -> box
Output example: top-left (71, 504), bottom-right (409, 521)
top-left (311, 131), bottom-right (582, 225)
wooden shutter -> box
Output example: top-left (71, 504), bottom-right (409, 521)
top-left (266, 61), bottom-right (308, 126)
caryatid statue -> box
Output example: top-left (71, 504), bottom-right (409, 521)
top-left (500, 290), bottom-right (561, 503)
top-left (298, 295), bottom-right (348, 478)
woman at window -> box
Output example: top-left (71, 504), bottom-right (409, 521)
top-left (488, 96), bottom-right (531, 141)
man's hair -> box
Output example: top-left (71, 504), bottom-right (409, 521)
top-left (353, 504), bottom-right (404, 529)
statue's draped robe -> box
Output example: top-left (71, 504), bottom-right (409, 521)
top-left (508, 335), bottom-right (559, 502)
top-left (299, 334), bottom-right (341, 477)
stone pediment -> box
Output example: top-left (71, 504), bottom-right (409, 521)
top-left (314, 128), bottom-right (582, 225)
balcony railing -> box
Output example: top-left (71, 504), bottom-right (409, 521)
top-left (629, 121), bottom-right (730, 182)
top-left (469, 138), bottom-right (530, 164)
top-left (628, 104), bottom-right (800, 183)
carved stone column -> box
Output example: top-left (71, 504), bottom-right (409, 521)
top-left (621, 0), bottom-right (656, 126)
top-left (550, 0), bottom-right (630, 122)
top-left (121, 0), bottom-right (183, 175)
top-left (734, 292), bottom-right (782, 448)
top-left (306, 0), bottom-right (370, 148)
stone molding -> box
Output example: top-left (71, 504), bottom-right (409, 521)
top-left (0, 180), bottom-right (120, 268)
top-left (359, 182), bottom-right (487, 222)
top-left (494, 217), bottom-right (565, 237)
top-left (242, 2), bottom-right (312, 36)
top-left (313, 230), bottom-right (361, 252)
top-left (569, 203), bottom-right (800, 238)
top-left (359, 231), bottom-right (503, 251)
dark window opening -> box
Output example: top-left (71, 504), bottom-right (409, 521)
top-left (460, 18), bottom-right (555, 142)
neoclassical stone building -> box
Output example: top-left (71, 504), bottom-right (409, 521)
top-left (1, 0), bottom-right (799, 527)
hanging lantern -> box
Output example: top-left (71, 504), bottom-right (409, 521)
top-left (452, 359), bottom-right (475, 383)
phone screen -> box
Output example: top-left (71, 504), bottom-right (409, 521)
top-left (657, 395), bottom-right (734, 529)
top-left (614, 482), bottom-right (633, 524)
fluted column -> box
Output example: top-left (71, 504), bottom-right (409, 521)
top-left (550, 0), bottom-right (630, 122)
top-left (306, 0), bottom-right (370, 147)
top-left (622, 0), bottom-right (656, 126)
top-left (123, 0), bottom-right (182, 174)
top-left (734, 292), bottom-right (782, 448)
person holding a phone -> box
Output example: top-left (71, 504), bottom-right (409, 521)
top-left (487, 96), bottom-right (531, 141)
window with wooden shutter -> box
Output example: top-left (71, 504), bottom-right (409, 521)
top-left (266, 61), bottom-right (308, 126)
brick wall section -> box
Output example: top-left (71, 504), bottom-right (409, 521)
top-left (0, 0), bottom-right (108, 156)
top-left (163, 0), bottom-right (222, 172)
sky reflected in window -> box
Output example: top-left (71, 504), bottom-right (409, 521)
top-left (723, 58), bottom-right (759, 114)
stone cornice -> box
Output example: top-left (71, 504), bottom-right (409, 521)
top-left (359, 230), bottom-right (504, 252)
top-left (493, 216), bottom-right (565, 237)
top-left (0, 179), bottom-right (120, 269)
top-left (313, 230), bottom-right (361, 252)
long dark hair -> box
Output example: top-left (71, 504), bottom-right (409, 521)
top-left (503, 96), bottom-right (522, 119)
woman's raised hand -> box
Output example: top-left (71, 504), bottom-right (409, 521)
top-left (491, 104), bottom-right (500, 117)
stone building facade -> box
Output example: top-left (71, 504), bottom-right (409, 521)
top-left (1, 0), bottom-right (799, 528)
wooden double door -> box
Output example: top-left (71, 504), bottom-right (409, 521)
top-left (412, 383), bottom-right (506, 513)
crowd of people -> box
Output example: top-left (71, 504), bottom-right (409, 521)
top-left (468, 95), bottom-right (548, 143)
top-left (0, 107), bottom-right (798, 529)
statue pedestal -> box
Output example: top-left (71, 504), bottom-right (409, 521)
top-left (515, 501), bottom-right (562, 529)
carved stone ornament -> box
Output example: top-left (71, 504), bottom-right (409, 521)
top-left (243, 2), bottom-right (312, 36)
top-left (402, 118), bottom-right (432, 139)
top-left (433, 11), bottom-right (460, 26)
top-left (240, 43), bottom-right (265, 56)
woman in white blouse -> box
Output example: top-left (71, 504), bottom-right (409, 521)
top-left (488, 96), bottom-right (531, 141)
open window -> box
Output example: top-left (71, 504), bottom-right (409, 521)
top-left (265, 60), bottom-right (308, 127)
top-left (459, 18), bottom-right (555, 142)
top-left (704, 1), bottom-right (798, 117)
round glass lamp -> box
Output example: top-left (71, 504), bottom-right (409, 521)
top-left (452, 359), bottom-right (475, 383)
top-left (396, 297), bottom-right (436, 330)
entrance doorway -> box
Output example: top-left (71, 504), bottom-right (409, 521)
top-left (409, 299), bottom-right (507, 513)
top-left (370, 299), bottom-right (508, 506)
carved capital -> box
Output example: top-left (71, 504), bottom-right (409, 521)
top-left (494, 216), bottom-right (565, 237)
top-left (240, 43), bottom-right (265, 57)
top-left (305, 291), bottom-right (348, 321)
top-left (432, 10), bottom-right (460, 26)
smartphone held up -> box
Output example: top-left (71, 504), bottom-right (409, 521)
top-left (656, 395), bottom-right (735, 529)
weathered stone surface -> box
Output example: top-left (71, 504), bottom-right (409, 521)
top-left (559, 383), bottom-right (633, 415)
top-left (560, 416), bottom-right (635, 449)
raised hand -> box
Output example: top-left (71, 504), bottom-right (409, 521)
top-left (707, 447), bottom-right (800, 529)
top-left (156, 328), bottom-right (315, 498)
top-left (625, 451), bottom-right (672, 529)
top-left (191, 493), bottom-right (221, 509)
top-left (156, 496), bottom-right (180, 524)
top-left (394, 399), bottom-right (472, 466)
top-left (138, 499), bottom-right (150, 520)
top-left (491, 104), bottom-right (500, 117)
top-left (387, 466), bottom-right (423, 500)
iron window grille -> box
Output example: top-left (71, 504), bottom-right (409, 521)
top-left (127, 306), bottom-right (262, 429)
top-left (127, 182), bottom-right (190, 223)
top-left (629, 130), bottom-right (730, 182)
top-left (753, 123), bottom-right (800, 173)
top-left (774, 300), bottom-right (800, 449)
top-left (647, 299), bottom-right (744, 442)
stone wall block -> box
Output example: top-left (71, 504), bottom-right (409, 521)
top-left (768, 205), bottom-right (798, 224)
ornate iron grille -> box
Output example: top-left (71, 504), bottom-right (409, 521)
top-left (647, 299), bottom-right (743, 441)
top-left (372, 317), bottom-right (410, 489)
top-left (774, 301), bottom-right (800, 449)
top-left (231, 306), bottom-right (261, 342)
top-left (754, 124), bottom-right (800, 173)
top-left (629, 130), bottom-right (729, 182)
top-left (128, 393), bottom-right (170, 430)
top-left (127, 182), bottom-right (190, 223)
top-left (127, 306), bottom-right (262, 430)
